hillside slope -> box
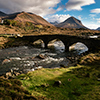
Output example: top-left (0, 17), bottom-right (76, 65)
top-left (1, 12), bottom-right (53, 26)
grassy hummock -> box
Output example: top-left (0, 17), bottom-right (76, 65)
top-left (17, 62), bottom-right (100, 100)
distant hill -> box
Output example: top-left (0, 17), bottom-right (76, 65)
top-left (1, 11), bottom-right (53, 26)
top-left (96, 27), bottom-right (100, 30)
top-left (0, 11), bottom-right (7, 17)
top-left (55, 16), bottom-right (87, 29)
top-left (50, 21), bottom-right (59, 25)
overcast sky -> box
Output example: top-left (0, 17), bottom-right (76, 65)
top-left (0, 0), bottom-right (100, 29)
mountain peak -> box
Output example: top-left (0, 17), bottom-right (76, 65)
top-left (0, 11), bottom-right (53, 26)
top-left (70, 16), bottom-right (75, 18)
top-left (56, 16), bottom-right (87, 29)
top-left (64, 16), bottom-right (81, 23)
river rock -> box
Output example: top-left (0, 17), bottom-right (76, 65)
top-left (11, 67), bottom-right (19, 71)
top-left (13, 71), bottom-right (20, 76)
top-left (10, 57), bottom-right (21, 60)
top-left (31, 68), bottom-right (35, 71)
top-left (23, 69), bottom-right (32, 74)
top-left (97, 78), bottom-right (100, 81)
top-left (19, 71), bottom-right (23, 74)
top-left (37, 54), bottom-right (46, 59)
top-left (2, 59), bottom-right (11, 64)
top-left (34, 66), bottom-right (43, 70)
top-left (5, 72), bottom-right (12, 78)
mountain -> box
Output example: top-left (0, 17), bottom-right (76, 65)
top-left (50, 21), bottom-right (59, 25)
top-left (55, 16), bottom-right (87, 29)
top-left (96, 27), bottom-right (100, 30)
top-left (1, 11), bottom-right (53, 26)
top-left (0, 11), bottom-right (7, 17)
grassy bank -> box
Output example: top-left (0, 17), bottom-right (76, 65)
top-left (17, 65), bottom-right (100, 100)
top-left (0, 52), bottom-right (100, 100)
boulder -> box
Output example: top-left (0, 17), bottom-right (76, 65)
top-left (5, 72), bottom-right (12, 79)
top-left (37, 54), bottom-right (46, 59)
top-left (53, 80), bottom-right (62, 87)
top-left (2, 59), bottom-right (11, 64)
top-left (6, 72), bottom-right (12, 76)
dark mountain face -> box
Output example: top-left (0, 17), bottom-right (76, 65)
top-left (55, 16), bottom-right (87, 29)
top-left (0, 11), bottom-right (7, 17)
top-left (96, 27), bottom-right (100, 30)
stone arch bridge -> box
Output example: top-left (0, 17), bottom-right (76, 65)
top-left (20, 34), bottom-right (100, 52)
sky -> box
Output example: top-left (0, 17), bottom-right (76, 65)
top-left (0, 0), bottom-right (100, 29)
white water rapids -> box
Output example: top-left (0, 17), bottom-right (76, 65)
top-left (0, 41), bottom-right (88, 75)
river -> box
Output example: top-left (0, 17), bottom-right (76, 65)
top-left (0, 41), bottom-right (88, 75)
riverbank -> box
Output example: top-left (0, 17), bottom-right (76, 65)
top-left (0, 52), bottom-right (100, 100)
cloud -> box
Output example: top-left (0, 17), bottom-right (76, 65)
top-left (78, 16), bottom-right (82, 20)
top-left (89, 14), bottom-right (97, 20)
top-left (85, 23), bottom-right (99, 29)
top-left (90, 8), bottom-right (100, 13)
top-left (89, 14), bottom-right (100, 23)
top-left (0, 0), bottom-right (60, 16)
top-left (65, 0), bottom-right (95, 11)
top-left (46, 14), bottom-right (71, 23)
top-left (97, 18), bottom-right (100, 23)
top-left (89, 14), bottom-right (96, 18)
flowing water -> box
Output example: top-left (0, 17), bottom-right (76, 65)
top-left (0, 41), bottom-right (88, 75)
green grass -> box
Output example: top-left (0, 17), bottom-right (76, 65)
top-left (17, 63), bottom-right (100, 100)
top-left (0, 78), bottom-right (37, 100)
top-left (1, 52), bottom-right (100, 99)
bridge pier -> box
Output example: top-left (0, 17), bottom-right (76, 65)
top-left (64, 43), bottom-right (70, 52)
top-left (43, 41), bottom-right (48, 49)
top-left (65, 47), bottom-right (69, 52)
top-left (45, 43), bottom-right (48, 49)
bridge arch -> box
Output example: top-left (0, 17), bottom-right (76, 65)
top-left (33, 39), bottom-right (45, 48)
top-left (47, 39), bottom-right (65, 52)
top-left (69, 42), bottom-right (88, 54)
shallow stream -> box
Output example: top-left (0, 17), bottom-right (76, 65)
top-left (0, 41), bottom-right (88, 75)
